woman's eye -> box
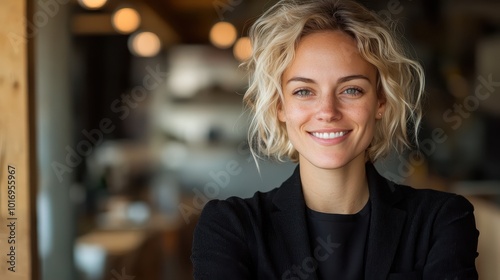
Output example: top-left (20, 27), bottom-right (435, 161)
top-left (293, 89), bottom-right (311, 96)
top-left (343, 87), bottom-right (363, 96)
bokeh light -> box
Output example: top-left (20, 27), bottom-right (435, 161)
top-left (209, 22), bottom-right (237, 49)
top-left (78, 0), bottom-right (108, 10)
top-left (233, 37), bottom-right (252, 62)
top-left (129, 31), bottom-right (162, 57)
top-left (112, 7), bottom-right (141, 34)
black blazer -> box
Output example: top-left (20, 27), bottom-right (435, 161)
top-left (191, 163), bottom-right (479, 279)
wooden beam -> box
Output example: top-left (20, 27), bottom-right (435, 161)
top-left (72, 13), bottom-right (116, 35)
top-left (0, 0), bottom-right (37, 279)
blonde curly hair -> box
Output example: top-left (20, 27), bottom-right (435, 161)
top-left (242, 0), bottom-right (425, 162)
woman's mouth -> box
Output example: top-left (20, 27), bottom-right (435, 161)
top-left (310, 131), bottom-right (349, 140)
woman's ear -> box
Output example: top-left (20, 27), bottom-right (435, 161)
top-left (376, 91), bottom-right (387, 119)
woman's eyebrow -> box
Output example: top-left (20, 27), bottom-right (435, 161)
top-left (286, 76), bottom-right (316, 85)
top-left (286, 74), bottom-right (371, 85)
top-left (337, 74), bottom-right (371, 83)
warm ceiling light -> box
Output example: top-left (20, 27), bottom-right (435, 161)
top-left (112, 7), bottom-right (141, 34)
top-left (209, 21), bottom-right (237, 49)
top-left (129, 31), bottom-right (162, 57)
top-left (233, 37), bottom-right (252, 62)
top-left (78, 0), bottom-right (108, 10)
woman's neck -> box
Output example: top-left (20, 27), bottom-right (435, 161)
top-left (300, 155), bottom-right (369, 214)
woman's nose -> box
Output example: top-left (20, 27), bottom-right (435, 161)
top-left (316, 94), bottom-right (342, 122)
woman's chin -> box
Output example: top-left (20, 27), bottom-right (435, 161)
top-left (299, 152), bottom-right (366, 171)
top-left (301, 156), bottom-right (349, 170)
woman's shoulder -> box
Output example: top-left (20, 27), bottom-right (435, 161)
top-left (200, 187), bottom-right (280, 223)
top-left (192, 188), bottom-right (282, 278)
top-left (390, 182), bottom-right (475, 217)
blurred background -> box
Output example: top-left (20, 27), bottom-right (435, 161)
top-left (29, 0), bottom-right (500, 279)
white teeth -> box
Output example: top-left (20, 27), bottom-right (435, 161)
top-left (312, 131), bottom-right (347, 139)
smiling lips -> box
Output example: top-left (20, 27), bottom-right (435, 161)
top-left (311, 131), bottom-right (349, 140)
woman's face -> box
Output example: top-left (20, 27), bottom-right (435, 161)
top-left (279, 31), bottom-right (385, 170)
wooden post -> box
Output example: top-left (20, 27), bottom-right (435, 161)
top-left (0, 0), bottom-right (38, 279)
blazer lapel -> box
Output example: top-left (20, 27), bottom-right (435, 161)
top-left (271, 166), bottom-right (319, 280)
top-left (269, 163), bottom-right (406, 280)
top-left (364, 163), bottom-right (407, 280)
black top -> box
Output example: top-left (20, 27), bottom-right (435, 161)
top-left (191, 163), bottom-right (479, 279)
top-left (306, 200), bottom-right (371, 280)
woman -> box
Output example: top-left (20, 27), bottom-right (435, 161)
top-left (191, 0), bottom-right (479, 279)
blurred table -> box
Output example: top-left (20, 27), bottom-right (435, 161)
top-left (74, 213), bottom-right (191, 280)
